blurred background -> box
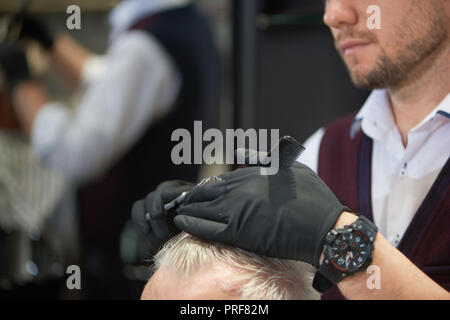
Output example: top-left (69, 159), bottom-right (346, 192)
top-left (0, 0), bottom-right (368, 299)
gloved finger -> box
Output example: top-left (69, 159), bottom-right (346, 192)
top-left (177, 197), bottom-right (229, 223)
top-left (150, 192), bottom-right (165, 219)
top-left (217, 166), bottom-right (259, 181)
top-left (145, 180), bottom-right (194, 216)
top-left (149, 187), bottom-right (195, 220)
top-left (142, 184), bottom-right (182, 218)
top-left (157, 180), bottom-right (193, 189)
top-left (235, 148), bottom-right (269, 166)
top-left (131, 199), bottom-right (151, 233)
top-left (160, 184), bottom-right (194, 203)
top-left (174, 215), bottom-right (228, 243)
top-left (142, 190), bottom-right (156, 211)
top-left (183, 183), bottom-right (228, 204)
top-left (131, 199), bottom-right (146, 222)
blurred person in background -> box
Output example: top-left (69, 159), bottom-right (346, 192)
top-left (0, 84), bottom-right (78, 299)
top-left (0, 0), bottom-right (219, 299)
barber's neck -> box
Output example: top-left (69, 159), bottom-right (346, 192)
top-left (387, 40), bottom-right (449, 147)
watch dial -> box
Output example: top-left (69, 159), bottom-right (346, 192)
top-left (327, 229), bottom-right (371, 273)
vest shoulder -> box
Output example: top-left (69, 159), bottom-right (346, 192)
top-left (319, 113), bottom-right (361, 148)
top-left (324, 113), bottom-right (357, 134)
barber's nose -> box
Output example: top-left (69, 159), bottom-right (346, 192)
top-left (323, 0), bottom-right (358, 29)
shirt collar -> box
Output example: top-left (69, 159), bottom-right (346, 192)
top-left (416, 93), bottom-right (450, 127)
top-left (350, 89), bottom-right (450, 140)
top-left (109, 0), bottom-right (191, 41)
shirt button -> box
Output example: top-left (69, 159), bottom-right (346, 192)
top-left (400, 162), bottom-right (408, 177)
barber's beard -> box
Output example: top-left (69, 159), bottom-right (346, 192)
top-left (348, 6), bottom-right (447, 89)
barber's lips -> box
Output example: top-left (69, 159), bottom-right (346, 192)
top-left (339, 40), bottom-right (371, 55)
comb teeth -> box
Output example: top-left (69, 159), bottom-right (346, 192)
top-left (277, 136), bottom-right (305, 169)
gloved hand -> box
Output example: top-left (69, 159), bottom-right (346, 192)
top-left (131, 180), bottom-right (195, 252)
top-left (174, 164), bottom-right (350, 266)
top-left (11, 14), bottom-right (54, 49)
top-left (0, 43), bottom-right (31, 90)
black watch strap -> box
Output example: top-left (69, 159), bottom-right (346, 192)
top-left (312, 271), bottom-right (334, 293)
top-left (313, 215), bottom-right (378, 294)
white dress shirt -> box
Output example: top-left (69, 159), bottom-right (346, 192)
top-left (299, 89), bottom-right (450, 247)
top-left (31, 0), bottom-right (189, 184)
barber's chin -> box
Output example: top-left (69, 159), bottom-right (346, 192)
top-left (349, 72), bottom-right (378, 89)
top-left (348, 67), bottom-right (367, 81)
top-left (351, 75), bottom-right (386, 90)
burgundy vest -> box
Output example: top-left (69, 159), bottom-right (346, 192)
top-left (318, 114), bottom-right (450, 299)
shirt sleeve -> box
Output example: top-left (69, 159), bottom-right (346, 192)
top-left (296, 127), bottom-right (325, 173)
top-left (80, 54), bottom-right (107, 88)
top-left (31, 30), bottom-right (181, 184)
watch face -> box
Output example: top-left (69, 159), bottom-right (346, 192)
top-left (326, 229), bottom-right (372, 273)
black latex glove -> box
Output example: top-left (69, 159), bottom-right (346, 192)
top-left (12, 14), bottom-right (54, 49)
top-left (0, 43), bottom-right (31, 90)
top-left (174, 164), bottom-right (350, 266)
top-left (131, 180), bottom-right (195, 253)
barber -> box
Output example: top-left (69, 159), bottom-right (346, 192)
top-left (133, 0), bottom-right (449, 299)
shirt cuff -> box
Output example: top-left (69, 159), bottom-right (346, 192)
top-left (31, 102), bottom-right (71, 159)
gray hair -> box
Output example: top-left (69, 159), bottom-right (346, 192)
top-left (151, 232), bottom-right (320, 300)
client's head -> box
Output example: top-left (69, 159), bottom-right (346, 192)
top-left (141, 232), bottom-right (320, 300)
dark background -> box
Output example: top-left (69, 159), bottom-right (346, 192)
top-left (233, 0), bottom-right (369, 142)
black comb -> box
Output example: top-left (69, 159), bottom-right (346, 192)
top-left (238, 135), bottom-right (305, 168)
top-left (277, 136), bottom-right (305, 169)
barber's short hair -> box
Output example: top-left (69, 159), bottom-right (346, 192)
top-left (152, 232), bottom-right (320, 300)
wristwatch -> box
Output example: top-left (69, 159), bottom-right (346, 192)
top-left (313, 215), bottom-right (378, 293)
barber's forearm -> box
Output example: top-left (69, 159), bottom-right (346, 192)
top-left (334, 211), bottom-right (450, 300)
top-left (12, 82), bottom-right (49, 135)
top-left (50, 33), bottom-right (92, 89)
